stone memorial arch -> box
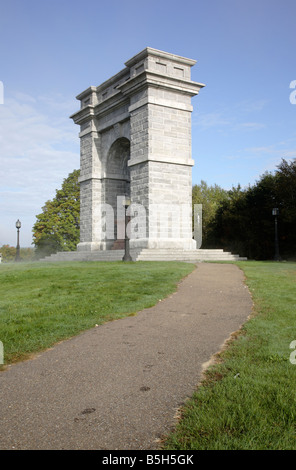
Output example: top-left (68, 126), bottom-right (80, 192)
top-left (70, 47), bottom-right (205, 254)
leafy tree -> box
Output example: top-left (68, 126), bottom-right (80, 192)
top-left (0, 245), bottom-right (16, 262)
top-left (273, 159), bottom-right (296, 254)
top-left (205, 159), bottom-right (296, 260)
top-left (214, 174), bottom-right (278, 259)
top-left (192, 180), bottom-right (230, 247)
top-left (0, 245), bottom-right (35, 262)
top-left (32, 169), bottom-right (80, 257)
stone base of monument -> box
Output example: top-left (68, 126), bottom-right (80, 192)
top-left (41, 248), bottom-right (247, 263)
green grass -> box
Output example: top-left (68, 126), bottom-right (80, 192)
top-left (0, 260), bottom-right (194, 365)
top-left (2, 259), bottom-right (296, 449)
top-left (163, 261), bottom-right (296, 450)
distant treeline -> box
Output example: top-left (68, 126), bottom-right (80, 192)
top-left (3, 159), bottom-right (295, 262)
top-left (0, 245), bottom-right (35, 263)
top-left (193, 158), bottom-right (296, 260)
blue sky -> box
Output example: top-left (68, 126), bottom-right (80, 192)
top-left (0, 0), bottom-right (295, 246)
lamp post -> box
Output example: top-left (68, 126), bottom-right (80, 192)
top-left (122, 196), bottom-right (132, 262)
top-left (15, 219), bottom-right (21, 262)
top-left (272, 208), bottom-right (280, 261)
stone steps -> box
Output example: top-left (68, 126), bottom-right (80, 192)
top-left (134, 249), bottom-right (246, 262)
top-left (41, 248), bottom-right (247, 263)
top-left (41, 250), bottom-right (125, 262)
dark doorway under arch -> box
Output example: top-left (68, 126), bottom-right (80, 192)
top-left (104, 137), bottom-right (130, 249)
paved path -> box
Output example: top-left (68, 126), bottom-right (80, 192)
top-left (0, 263), bottom-right (253, 450)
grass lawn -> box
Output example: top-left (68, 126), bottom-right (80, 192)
top-left (1, 259), bottom-right (295, 450)
top-left (163, 261), bottom-right (296, 450)
top-left (0, 260), bottom-right (194, 366)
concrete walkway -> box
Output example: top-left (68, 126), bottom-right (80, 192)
top-left (0, 263), bottom-right (253, 450)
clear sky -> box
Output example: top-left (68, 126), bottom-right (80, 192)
top-left (0, 0), bottom-right (295, 247)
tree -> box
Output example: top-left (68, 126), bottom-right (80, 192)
top-left (273, 158), bottom-right (296, 255)
top-left (0, 245), bottom-right (35, 262)
top-left (214, 174), bottom-right (278, 259)
top-left (32, 169), bottom-right (80, 257)
top-left (192, 180), bottom-right (230, 247)
top-left (206, 159), bottom-right (296, 259)
top-left (0, 245), bottom-right (16, 262)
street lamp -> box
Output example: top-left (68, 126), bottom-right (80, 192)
top-left (122, 196), bottom-right (132, 262)
top-left (15, 219), bottom-right (21, 262)
top-left (272, 208), bottom-right (280, 261)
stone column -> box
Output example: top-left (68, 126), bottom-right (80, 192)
top-left (71, 88), bottom-right (107, 251)
top-left (119, 48), bottom-right (204, 250)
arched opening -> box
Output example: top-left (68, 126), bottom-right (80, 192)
top-left (106, 137), bottom-right (130, 196)
top-left (104, 138), bottom-right (130, 248)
